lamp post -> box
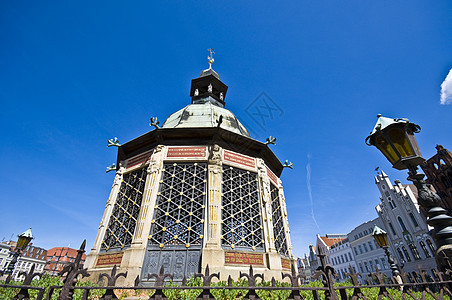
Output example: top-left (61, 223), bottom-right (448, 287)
top-left (372, 225), bottom-right (401, 281)
top-left (5, 228), bottom-right (34, 281)
top-left (366, 114), bottom-right (452, 272)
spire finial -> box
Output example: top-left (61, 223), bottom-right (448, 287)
top-left (207, 48), bottom-right (215, 69)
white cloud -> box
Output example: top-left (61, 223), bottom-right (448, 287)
top-left (440, 68), bottom-right (452, 105)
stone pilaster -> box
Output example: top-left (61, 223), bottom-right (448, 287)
top-left (85, 166), bottom-right (124, 269)
top-left (278, 182), bottom-right (296, 268)
top-left (133, 145), bottom-right (165, 245)
top-left (202, 145), bottom-right (224, 271)
top-left (256, 159), bottom-right (282, 271)
top-left (256, 159), bottom-right (276, 253)
top-left (206, 144), bottom-right (222, 247)
top-left (117, 145), bottom-right (165, 285)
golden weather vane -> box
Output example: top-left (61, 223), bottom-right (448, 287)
top-left (207, 48), bottom-right (215, 69)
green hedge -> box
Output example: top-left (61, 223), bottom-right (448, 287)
top-left (0, 274), bottom-right (104, 300)
top-left (1, 275), bottom-right (449, 299)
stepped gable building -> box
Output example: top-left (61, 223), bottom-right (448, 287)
top-left (374, 171), bottom-right (437, 275)
top-left (85, 62), bottom-right (295, 285)
top-left (421, 145), bottom-right (452, 214)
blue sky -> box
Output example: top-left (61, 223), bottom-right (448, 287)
top-left (1, 1), bottom-right (451, 258)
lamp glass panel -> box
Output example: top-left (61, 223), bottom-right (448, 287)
top-left (16, 236), bottom-right (31, 250)
top-left (387, 128), bottom-right (414, 158)
top-left (374, 233), bottom-right (388, 248)
top-left (406, 128), bottom-right (422, 157)
top-left (375, 134), bottom-right (398, 164)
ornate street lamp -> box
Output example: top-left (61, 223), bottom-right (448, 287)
top-left (366, 115), bottom-right (452, 272)
top-left (5, 228), bottom-right (34, 281)
top-left (372, 225), bottom-right (401, 282)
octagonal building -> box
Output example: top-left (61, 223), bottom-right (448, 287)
top-left (85, 66), bottom-right (295, 285)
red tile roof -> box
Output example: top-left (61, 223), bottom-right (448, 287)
top-left (319, 236), bottom-right (345, 248)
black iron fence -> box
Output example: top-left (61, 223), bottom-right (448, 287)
top-left (1, 240), bottom-right (451, 300)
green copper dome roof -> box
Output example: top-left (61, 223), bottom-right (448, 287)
top-left (161, 101), bottom-right (250, 137)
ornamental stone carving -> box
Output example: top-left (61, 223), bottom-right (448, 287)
top-left (208, 144), bottom-right (222, 166)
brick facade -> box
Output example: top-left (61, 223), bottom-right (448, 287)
top-left (421, 145), bottom-right (452, 214)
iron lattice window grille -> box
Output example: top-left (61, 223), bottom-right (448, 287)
top-left (149, 162), bottom-right (207, 248)
top-left (270, 183), bottom-right (289, 256)
top-left (101, 167), bottom-right (147, 250)
top-left (221, 166), bottom-right (264, 251)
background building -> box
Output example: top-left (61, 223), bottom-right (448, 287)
top-left (297, 255), bottom-right (312, 282)
top-left (329, 238), bottom-right (357, 282)
top-left (314, 234), bottom-right (347, 267)
top-left (421, 145), bottom-right (452, 214)
top-left (348, 218), bottom-right (393, 281)
top-left (375, 171), bottom-right (437, 275)
top-left (308, 244), bottom-right (318, 277)
top-left (0, 241), bottom-right (47, 281)
top-left (44, 247), bottom-right (86, 276)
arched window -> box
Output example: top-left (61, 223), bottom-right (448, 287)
top-left (409, 244), bottom-right (421, 260)
top-left (397, 248), bottom-right (404, 261)
top-left (419, 241), bottom-right (431, 258)
top-left (388, 222), bottom-right (397, 236)
top-left (398, 216), bottom-right (407, 232)
top-left (409, 213), bottom-right (419, 227)
top-left (358, 263), bottom-right (363, 273)
top-left (369, 260), bottom-right (374, 271)
top-left (426, 239), bottom-right (436, 254)
top-left (402, 246), bottom-right (411, 262)
top-left (364, 261), bottom-right (369, 272)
